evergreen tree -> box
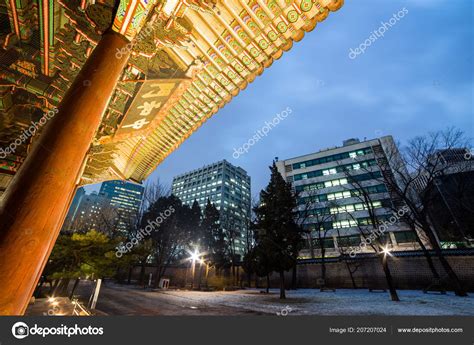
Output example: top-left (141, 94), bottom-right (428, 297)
top-left (189, 200), bottom-right (203, 247)
top-left (41, 230), bottom-right (127, 297)
top-left (253, 162), bottom-right (303, 299)
top-left (201, 199), bottom-right (230, 271)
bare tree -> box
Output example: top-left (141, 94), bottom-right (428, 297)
top-left (296, 189), bottom-right (338, 290)
top-left (141, 179), bottom-right (169, 213)
top-left (338, 142), bottom-right (443, 292)
top-left (96, 203), bottom-right (128, 237)
top-left (339, 166), bottom-right (400, 301)
top-left (335, 227), bottom-right (360, 289)
top-left (370, 129), bottom-right (470, 296)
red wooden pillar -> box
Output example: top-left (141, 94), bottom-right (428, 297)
top-left (0, 30), bottom-right (130, 315)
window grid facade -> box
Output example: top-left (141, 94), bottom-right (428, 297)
top-left (172, 160), bottom-right (251, 257)
top-left (276, 136), bottom-right (415, 258)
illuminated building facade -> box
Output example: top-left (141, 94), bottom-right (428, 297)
top-left (62, 181), bottom-right (144, 234)
top-left (62, 186), bottom-right (87, 231)
top-left (62, 190), bottom-right (111, 233)
top-left (276, 136), bottom-right (416, 258)
top-left (99, 180), bottom-right (144, 234)
top-left (172, 160), bottom-right (251, 256)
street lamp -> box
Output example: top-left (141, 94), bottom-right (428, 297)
top-left (189, 249), bottom-right (200, 262)
top-left (187, 248), bottom-right (200, 289)
top-left (381, 245), bottom-right (392, 257)
top-left (198, 258), bottom-right (205, 290)
top-left (204, 260), bottom-right (210, 289)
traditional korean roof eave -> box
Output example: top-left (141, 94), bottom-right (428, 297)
top-left (0, 0), bottom-right (344, 189)
top-left (81, 0), bottom-right (345, 185)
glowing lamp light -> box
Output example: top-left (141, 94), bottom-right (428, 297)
top-left (189, 249), bottom-right (200, 262)
top-left (382, 245), bottom-right (392, 257)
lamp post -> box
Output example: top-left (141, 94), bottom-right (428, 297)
top-left (189, 248), bottom-right (199, 290)
top-left (190, 258), bottom-right (196, 290)
top-left (205, 261), bottom-right (210, 289)
top-left (381, 245), bottom-right (393, 271)
top-left (197, 259), bottom-right (204, 290)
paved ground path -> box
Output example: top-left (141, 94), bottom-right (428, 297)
top-left (93, 283), bottom-right (474, 316)
top-left (95, 283), bottom-right (268, 315)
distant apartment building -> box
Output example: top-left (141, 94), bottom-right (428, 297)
top-left (99, 180), bottom-right (144, 234)
top-left (276, 136), bottom-right (417, 258)
top-left (171, 160), bottom-right (251, 257)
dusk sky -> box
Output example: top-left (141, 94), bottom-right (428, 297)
top-left (87, 0), bottom-right (473, 198)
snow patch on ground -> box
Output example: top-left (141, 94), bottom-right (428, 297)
top-left (157, 288), bottom-right (474, 316)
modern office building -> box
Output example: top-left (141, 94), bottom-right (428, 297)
top-left (62, 187), bottom-right (87, 231)
top-left (62, 181), bottom-right (144, 234)
top-left (276, 136), bottom-right (417, 258)
top-left (62, 190), bottom-right (112, 233)
top-left (98, 180), bottom-right (144, 234)
top-left (172, 160), bottom-right (251, 257)
top-left (414, 148), bottom-right (474, 248)
top-left (61, 180), bottom-right (144, 234)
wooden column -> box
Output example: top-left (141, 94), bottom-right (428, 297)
top-left (0, 30), bottom-right (130, 315)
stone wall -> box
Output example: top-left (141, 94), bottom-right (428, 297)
top-left (292, 255), bottom-right (474, 291)
top-left (129, 253), bottom-right (474, 292)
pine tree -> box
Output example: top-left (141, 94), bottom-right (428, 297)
top-left (189, 200), bottom-right (203, 246)
top-left (253, 162), bottom-right (303, 299)
top-left (201, 199), bottom-right (230, 272)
